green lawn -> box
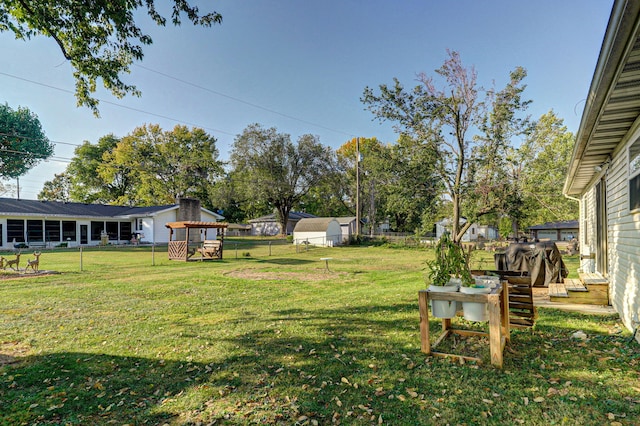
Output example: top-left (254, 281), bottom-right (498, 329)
top-left (1, 242), bottom-right (638, 425)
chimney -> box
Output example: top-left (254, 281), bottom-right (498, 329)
top-left (177, 197), bottom-right (201, 222)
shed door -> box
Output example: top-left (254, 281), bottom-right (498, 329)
top-left (595, 179), bottom-right (608, 277)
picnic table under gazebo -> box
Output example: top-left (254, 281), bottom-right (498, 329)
top-left (165, 221), bottom-right (228, 261)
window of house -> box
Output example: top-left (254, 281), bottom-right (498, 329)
top-left (7, 219), bottom-right (24, 243)
top-left (105, 221), bottom-right (118, 240)
top-left (629, 138), bottom-right (640, 211)
top-left (136, 218), bottom-right (143, 231)
top-left (91, 221), bottom-right (104, 240)
top-left (62, 221), bottom-right (76, 241)
top-left (27, 220), bottom-right (43, 242)
top-left (45, 220), bottom-right (61, 242)
top-left (120, 222), bottom-right (132, 241)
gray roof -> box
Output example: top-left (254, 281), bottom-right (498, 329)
top-left (249, 211), bottom-right (317, 223)
top-left (293, 217), bottom-right (338, 232)
top-left (0, 197), bottom-right (176, 218)
top-left (528, 220), bottom-right (579, 230)
top-left (335, 216), bottom-right (357, 225)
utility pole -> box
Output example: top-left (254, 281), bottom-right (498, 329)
top-left (355, 137), bottom-right (360, 236)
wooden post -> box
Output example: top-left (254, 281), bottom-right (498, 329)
top-left (488, 293), bottom-right (503, 368)
top-left (418, 290), bottom-right (431, 354)
top-left (79, 245), bottom-right (83, 271)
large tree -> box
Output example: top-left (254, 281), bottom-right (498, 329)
top-left (102, 124), bottom-right (223, 206)
top-left (38, 172), bottom-right (71, 201)
top-left (0, 1), bottom-right (222, 115)
top-left (336, 137), bottom-right (388, 235)
top-left (63, 134), bottom-right (129, 204)
top-left (0, 103), bottom-right (54, 178)
top-left (230, 124), bottom-right (336, 235)
top-left (518, 111), bottom-right (578, 227)
top-left (362, 50), bottom-right (530, 243)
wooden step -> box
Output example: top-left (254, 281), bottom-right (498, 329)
top-left (579, 272), bottom-right (609, 285)
top-left (549, 282), bottom-right (568, 299)
top-left (564, 278), bottom-right (587, 292)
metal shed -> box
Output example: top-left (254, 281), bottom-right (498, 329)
top-left (293, 218), bottom-right (342, 247)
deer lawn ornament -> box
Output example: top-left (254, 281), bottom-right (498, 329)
top-left (26, 251), bottom-right (41, 273)
top-left (0, 256), bottom-right (5, 270)
top-left (5, 252), bottom-right (21, 271)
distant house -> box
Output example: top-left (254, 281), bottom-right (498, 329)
top-left (336, 216), bottom-right (357, 242)
top-left (528, 220), bottom-right (579, 241)
top-left (248, 212), bottom-right (317, 236)
top-left (435, 218), bottom-right (496, 242)
top-left (563, 0), bottom-right (640, 336)
top-left (225, 223), bottom-right (252, 237)
top-left (293, 218), bottom-right (342, 247)
top-left (0, 197), bottom-right (224, 248)
top-left (476, 224), bottom-right (499, 240)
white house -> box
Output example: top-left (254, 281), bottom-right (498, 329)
top-left (249, 212), bottom-right (317, 236)
top-left (0, 198), bottom-right (224, 248)
top-left (563, 0), bottom-right (640, 337)
top-left (336, 216), bottom-right (357, 243)
top-left (292, 217), bottom-right (342, 247)
top-left (435, 218), bottom-right (482, 242)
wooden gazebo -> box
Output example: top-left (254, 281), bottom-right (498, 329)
top-left (165, 221), bottom-right (228, 261)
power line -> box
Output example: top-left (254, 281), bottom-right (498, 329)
top-left (0, 71), bottom-right (236, 137)
top-left (134, 64), bottom-right (357, 138)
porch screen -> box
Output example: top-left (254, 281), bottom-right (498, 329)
top-left (62, 221), bottom-right (76, 241)
top-left (45, 220), bottom-right (61, 242)
top-left (7, 219), bottom-right (24, 242)
top-left (27, 220), bottom-right (43, 242)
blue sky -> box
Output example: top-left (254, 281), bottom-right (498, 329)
top-left (1, 0), bottom-right (613, 200)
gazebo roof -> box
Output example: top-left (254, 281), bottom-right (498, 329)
top-left (165, 221), bottom-right (228, 229)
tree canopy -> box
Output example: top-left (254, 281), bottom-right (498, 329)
top-left (363, 50), bottom-right (531, 242)
top-left (0, 1), bottom-right (222, 115)
top-left (0, 103), bottom-right (54, 179)
top-left (40, 125), bottom-right (223, 207)
top-left (230, 124), bottom-right (336, 235)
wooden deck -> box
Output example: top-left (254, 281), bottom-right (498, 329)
top-left (548, 273), bottom-right (609, 305)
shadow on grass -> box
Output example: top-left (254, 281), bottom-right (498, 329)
top-left (254, 258), bottom-right (316, 265)
top-left (2, 304), bottom-right (638, 425)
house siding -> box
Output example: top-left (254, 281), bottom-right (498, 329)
top-left (606, 134), bottom-right (640, 331)
top-left (581, 129), bottom-right (640, 331)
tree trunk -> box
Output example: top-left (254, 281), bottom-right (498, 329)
top-left (276, 205), bottom-right (291, 237)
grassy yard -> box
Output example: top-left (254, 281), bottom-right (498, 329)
top-left (0, 241), bottom-right (638, 425)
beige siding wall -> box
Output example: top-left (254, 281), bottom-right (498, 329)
top-left (608, 136), bottom-right (640, 331)
top-left (585, 130), bottom-right (640, 332)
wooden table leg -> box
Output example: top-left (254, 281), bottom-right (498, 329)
top-left (418, 291), bottom-right (431, 355)
top-left (488, 293), bottom-right (502, 368)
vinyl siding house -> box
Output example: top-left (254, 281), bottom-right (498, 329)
top-left (336, 216), bottom-right (357, 243)
top-left (292, 218), bottom-right (342, 247)
top-left (249, 212), bottom-right (317, 236)
top-left (0, 198), bottom-right (223, 248)
top-left (563, 0), bottom-right (640, 336)
top-left (435, 218), bottom-right (481, 242)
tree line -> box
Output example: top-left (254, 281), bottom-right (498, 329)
top-left (3, 51), bottom-right (577, 239)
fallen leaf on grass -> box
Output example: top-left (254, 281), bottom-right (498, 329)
top-left (533, 397), bottom-right (545, 403)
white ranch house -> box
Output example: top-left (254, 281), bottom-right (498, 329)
top-left (0, 198), bottom-right (223, 248)
top-left (563, 0), bottom-right (640, 338)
